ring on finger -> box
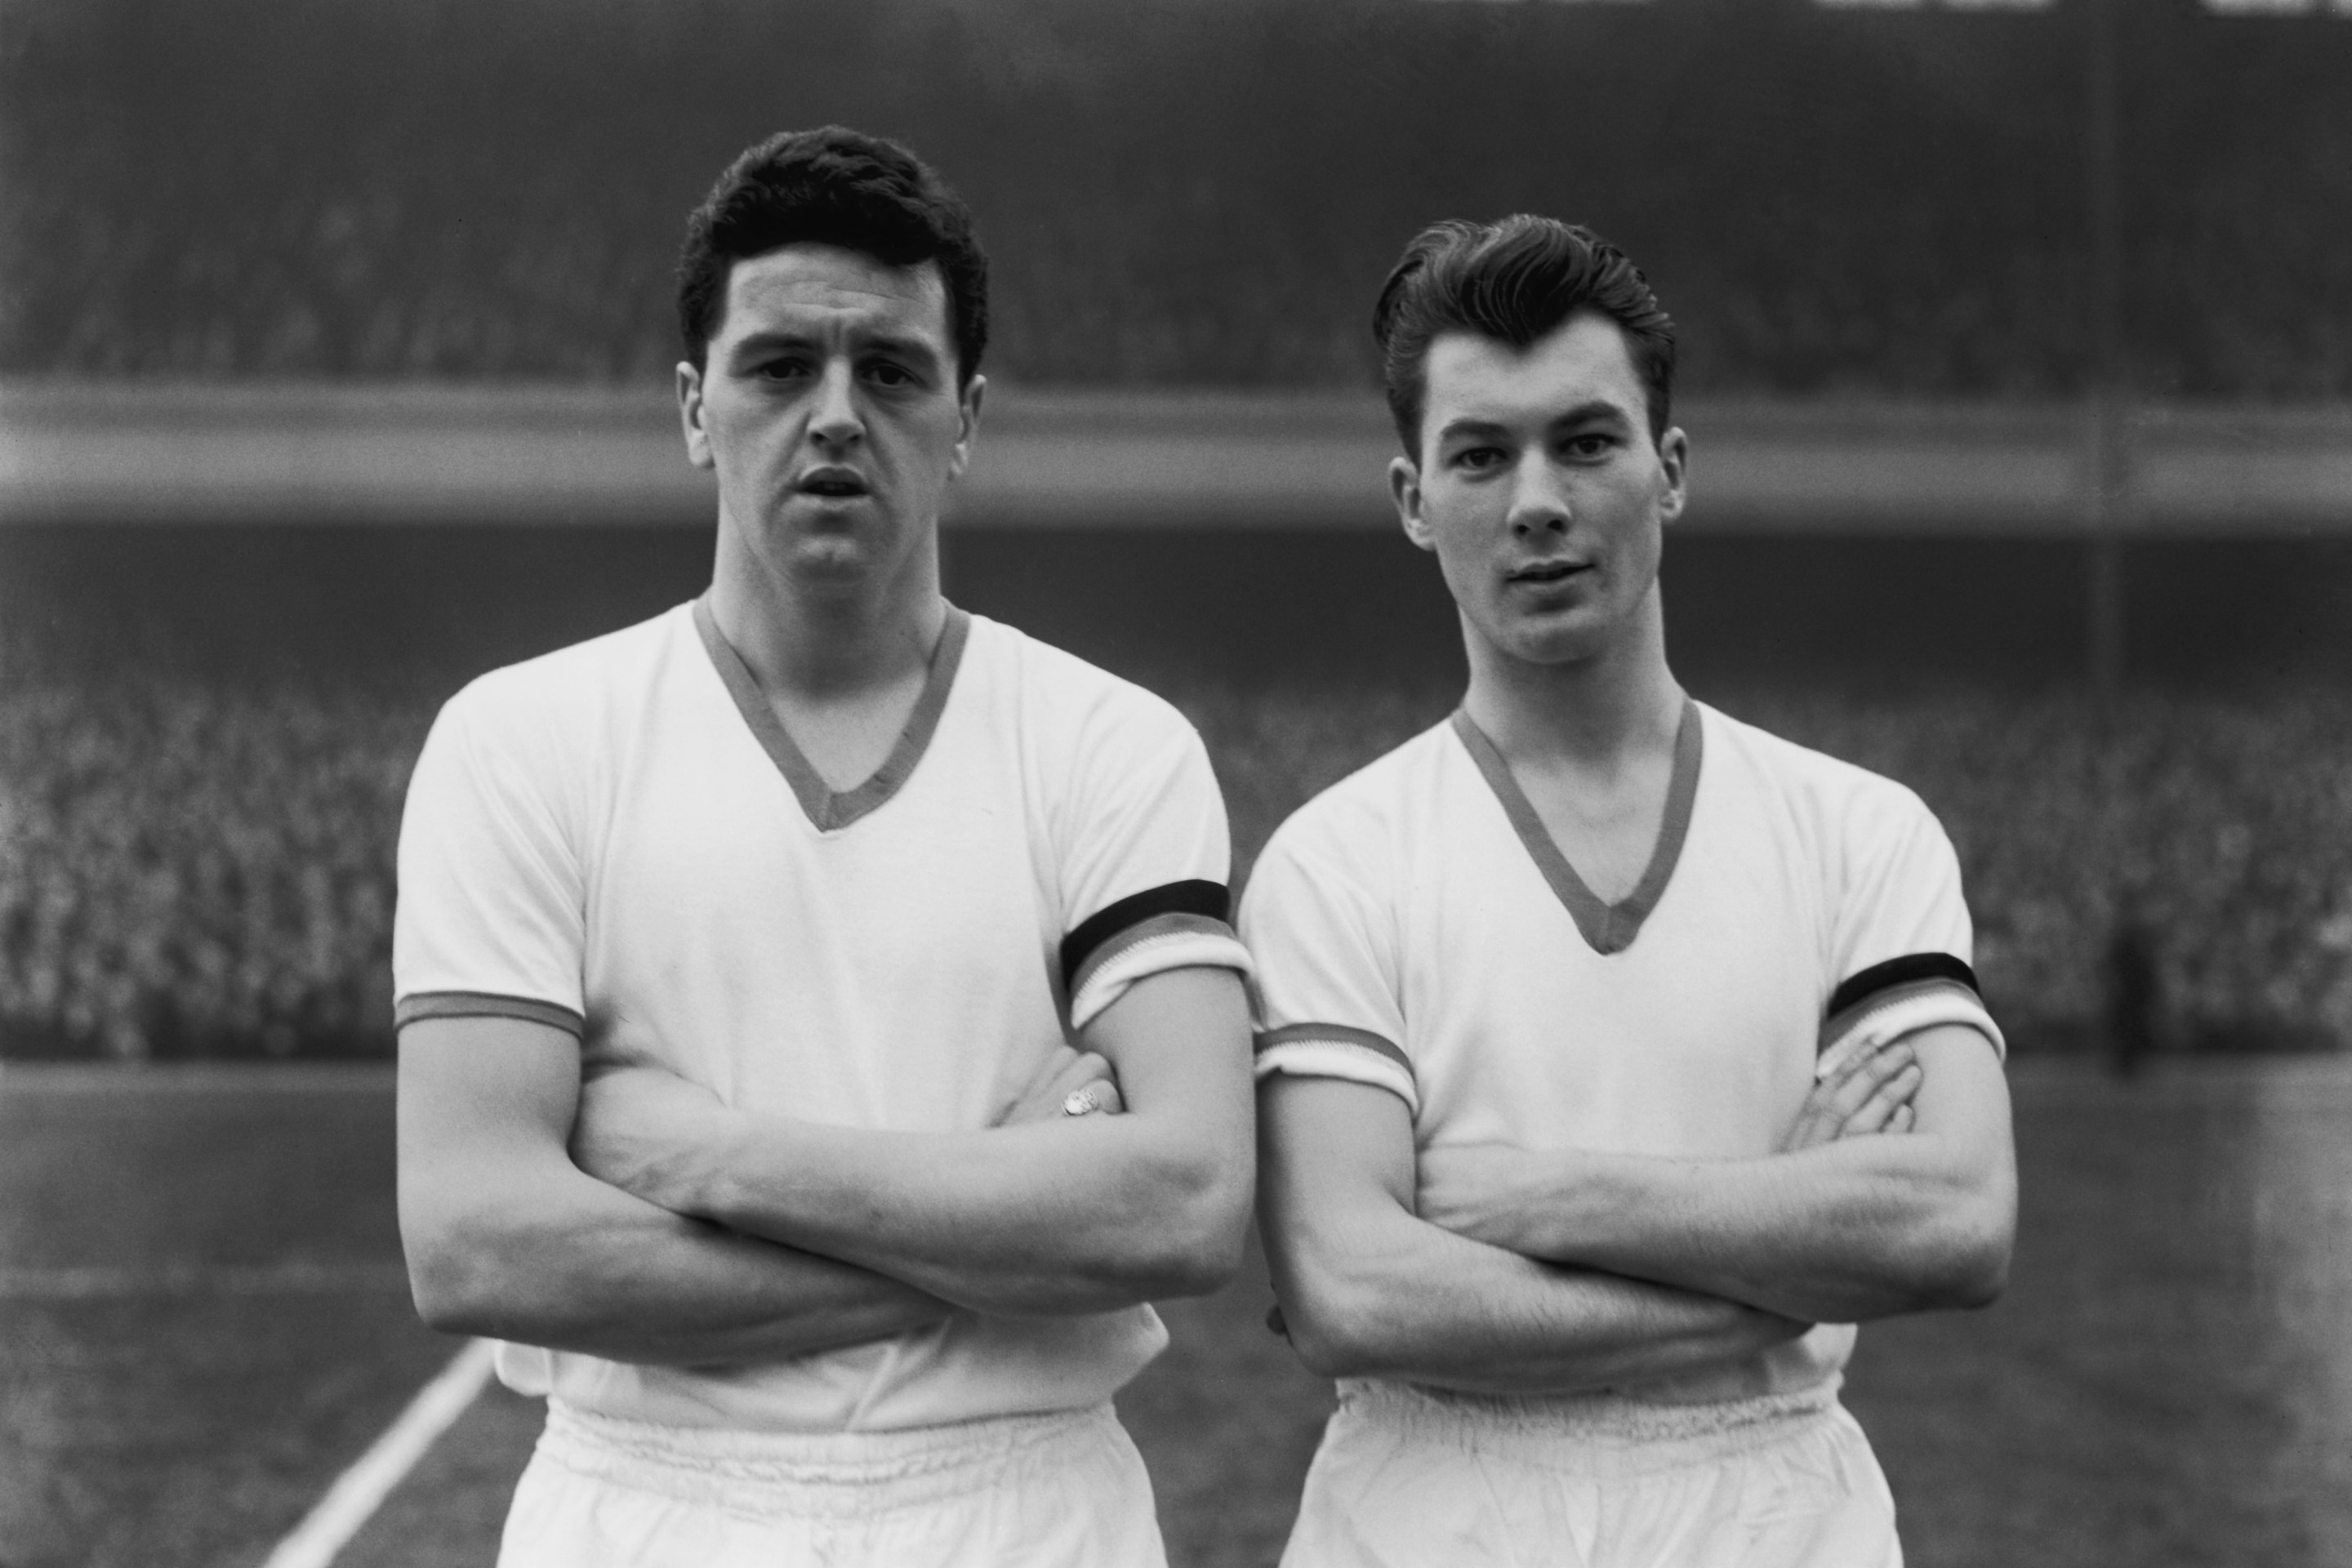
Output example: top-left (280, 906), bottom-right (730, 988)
top-left (1062, 1085), bottom-right (1107, 1117)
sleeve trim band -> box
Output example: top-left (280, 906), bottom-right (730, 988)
top-left (1254, 1036), bottom-right (1419, 1115)
top-left (394, 991), bottom-right (586, 1037)
top-left (1255, 1022), bottom-right (1414, 1080)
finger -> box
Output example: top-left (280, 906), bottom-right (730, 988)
top-left (1824, 1044), bottom-right (1917, 1121)
top-left (1058, 1076), bottom-right (1126, 1118)
top-left (1046, 1050), bottom-right (1114, 1100)
top-left (1888, 1102), bottom-right (1918, 1134)
top-left (1788, 1044), bottom-right (1914, 1150)
top-left (1793, 1052), bottom-right (1894, 1137)
top-left (1842, 1040), bottom-right (1916, 1095)
top-left (1783, 1101), bottom-right (1842, 1152)
top-left (1839, 1062), bottom-right (1924, 1137)
top-left (1030, 1044), bottom-right (1085, 1090)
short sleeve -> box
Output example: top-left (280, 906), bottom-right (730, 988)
top-left (1056, 693), bottom-right (1251, 1032)
top-left (391, 684), bottom-right (588, 1036)
top-left (1239, 817), bottom-right (1418, 1116)
top-left (1817, 787), bottom-right (2003, 1079)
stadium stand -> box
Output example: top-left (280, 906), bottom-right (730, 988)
top-left (4, 0), bottom-right (2349, 397)
top-left (4, 615), bottom-right (2350, 1059)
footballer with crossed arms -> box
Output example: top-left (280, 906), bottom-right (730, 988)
top-left (392, 128), bottom-right (1254, 1567)
top-left (1245, 217), bottom-right (2016, 1566)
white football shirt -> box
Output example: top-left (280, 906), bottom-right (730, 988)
top-left (394, 599), bottom-right (1250, 1432)
top-left (1244, 698), bottom-right (2002, 1406)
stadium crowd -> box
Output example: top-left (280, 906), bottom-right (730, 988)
top-left (2, 648), bottom-right (2347, 1060)
top-left (0, 663), bottom-right (425, 1059)
top-left (6, 0), bottom-right (2350, 399)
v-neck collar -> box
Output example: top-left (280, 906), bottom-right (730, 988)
top-left (1450, 697), bottom-right (1704, 956)
top-left (692, 595), bottom-right (972, 833)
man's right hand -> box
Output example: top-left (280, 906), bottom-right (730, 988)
top-left (997, 1044), bottom-right (1126, 1126)
top-left (1784, 1040), bottom-right (1922, 1152)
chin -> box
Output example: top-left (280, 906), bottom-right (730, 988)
top-left (1486, 610), bottom-right (1609, 666)
top-left (777, 536), bottom-right (885, 581)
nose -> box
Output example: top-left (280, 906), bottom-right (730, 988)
top-left (1506, 455), bottom-right (1570, 537)
top-left (808, 360), bottom-right (863, 450)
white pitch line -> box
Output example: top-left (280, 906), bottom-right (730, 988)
top-left (261, 1337), bottom-right (497, 1568)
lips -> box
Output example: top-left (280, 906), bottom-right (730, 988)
top-left (1508, 559), bottom-right (1588, 584)
top-left (797, 467), bottom-right (871, 498)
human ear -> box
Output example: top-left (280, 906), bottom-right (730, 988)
top-left (948, 374), bottom-right (987, 479)
top-left (677, 362), bottom-right (713, 470)
top-left (1655, 426), bottom-right (1689, 525)
top-left (1391, 455), bottom-right (1435, 553)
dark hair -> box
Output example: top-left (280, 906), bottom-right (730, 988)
top-left (1372, 216), bottom-right (1676, 455)
top-left (676, 126), bottom-right (988, 384)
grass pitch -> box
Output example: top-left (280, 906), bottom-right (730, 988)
top-left (3, 1060), bottom-right (2347, 1568)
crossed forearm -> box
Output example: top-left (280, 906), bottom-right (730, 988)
top-left (574, 970), bottom-right (1255, 1317)
top-left (1419, 1029), bottom-right (2016, 1322)
top-left (1269, 1200), bottom-right (1807, 1396)
top-left (624, 1111), bottom-right (1244, 1316)
top-left (1424, 1135), bottom-right (2011, 1323)
top-left (404, 1156), bottom-right (958, 1365)
top-left (399, 1018), bottom-right (960, 1367)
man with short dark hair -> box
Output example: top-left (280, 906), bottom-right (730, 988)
top-left (1246, 215), bottom-right (2016, 1566)
top-left (393, 127), bottom-right (1254, 1567)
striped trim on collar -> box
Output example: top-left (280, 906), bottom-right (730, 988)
top-left (1449, 697), bottom-right (1704, 956)
top-left (692, 595), bottom-right (971, 833)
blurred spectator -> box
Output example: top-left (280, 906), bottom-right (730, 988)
top-left (0, 665), bottom-right (424, 1058)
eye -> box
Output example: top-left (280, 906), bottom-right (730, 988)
top-left (1450, 445), bottom-right (1507, 473)
top-left (1561, 433), bottom-right (1617, 461)
top-left (751, 356), bottom-right (811, 382)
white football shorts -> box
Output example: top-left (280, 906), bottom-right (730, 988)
top-left (1279, 1378), bottom-right (1901, 1568)
top-left (497, 1397), bottom-right (1168, 1568)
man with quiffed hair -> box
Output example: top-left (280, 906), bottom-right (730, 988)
top-left (393, 127), bottom-right (1254, 1567)
top-left (1248, 215), bottom-right (2016, 1566)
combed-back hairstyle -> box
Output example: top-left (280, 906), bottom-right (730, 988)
top-left (677, 126), bottom-right (988, 384)
top-left (1372, 216), bottom-right (1676, 456)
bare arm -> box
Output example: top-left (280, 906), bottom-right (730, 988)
top-left (1418, 1027), bottom-right (2016, 1324)
top-left (1258, 1073), bottom-right (1810, 1396)
top-left (572, 966), bottom-right (1256, 1318)
top-left (397, 1015), bottom-right (956, 1364)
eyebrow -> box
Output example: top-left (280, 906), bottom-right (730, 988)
top-left (1435, 399), bottom-right (1631, 444)
top-left (726, 330), bottom-right (946, 368)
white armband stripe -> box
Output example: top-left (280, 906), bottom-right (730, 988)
top-left (1067, 921), bottom-right (1253, 1032)
top-left (1817, 978), bottom-right (2004, 1081)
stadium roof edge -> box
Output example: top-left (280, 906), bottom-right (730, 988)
top-left (3, 378), bottom-right (2348, 535)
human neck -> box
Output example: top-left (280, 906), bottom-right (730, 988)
top-left (1459, 604), bottom-right (1683, 774)
top-left (706, 532), bottom-right (947, 703)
